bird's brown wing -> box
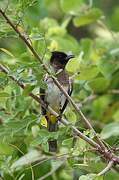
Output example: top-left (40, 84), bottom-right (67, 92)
top-left (40, 87), bottom-right (46, 115)
top-left (60, 79), bottom-right (73, 114)
top-left (40, 74), bottom-right (49, 115)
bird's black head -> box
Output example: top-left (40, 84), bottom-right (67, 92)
top-left (50, 51), bottom-right (74, 68)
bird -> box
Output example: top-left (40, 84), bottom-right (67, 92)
top-left (40, 51), bottom-right (74, 152)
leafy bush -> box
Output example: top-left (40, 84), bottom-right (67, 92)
top-left (0, 0), bottom-right (119, 179)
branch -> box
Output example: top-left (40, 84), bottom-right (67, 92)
top-left (109, 89), bottom-right (119, 94)
top-left (0, 8), bottom-right (106, 150)
top-left (97, 161), bottom-right (114, 176)
top-left (82, 95), bottom-right (97, 104)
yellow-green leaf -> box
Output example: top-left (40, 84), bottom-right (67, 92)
top-left (60, 0), bottom-right (84, 13)
top-left (0, 92), bottom-right (10, 97)
top-left (66, 58), bottom-right (79, 73)
top-left (76, 66), bottom-right (99, 80)
top-left (88, 77), bottom-right (109, 93)
top-left (0, 48), bottom-right (14, 57)
top-left (101, 122), bottom-right (119, 139)
top-left (0, 142), bottom-right (14, 155)
top-left (73, 8), bottom-right (103, 27)
top-left (22, 85), bottom-right (35, 96)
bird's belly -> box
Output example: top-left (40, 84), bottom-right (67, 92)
top-left (46, 83), bottom-right (61, 112)
top-left (46, 82), bottom-right (68, 113)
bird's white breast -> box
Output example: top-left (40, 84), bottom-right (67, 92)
top-left (45, 78), bottom-right (68, 112)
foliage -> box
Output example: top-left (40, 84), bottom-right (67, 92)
top-left (0, 0), bottom-right (119, 179)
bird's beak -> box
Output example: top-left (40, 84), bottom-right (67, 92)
top-left (66, 54), bottom-right (75, 61)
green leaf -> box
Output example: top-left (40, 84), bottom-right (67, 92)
top-left (31, 129), bottom-right (50, 151)
top-left (31, 129), bottom-right (50, 146)
top-left (49, 35), bottom-right (79, 53)
top-left (0, 92), bottom-right (10, 97)
top-left (31, 137), bottom-right (44, 146)
top-left (0, 73), bottom-right (8, 87)
top-left (11, 150), bottom-right (43, 170)
top-left (0, 142), bottom-right (14, 155)
top-left (76, 66), bottom-right (99, 80)
top-left (60, 0), bottom-right (84, 13)
top-left (73, 139), bottom-right (87, 155)
top-left (64, 108), bottom-right (77, 123)
top-left (87, 77), bottom-right (109, 93)
top-left (40, 17), bottom-right (58, 30)
top-left (73, 8), bottom-right (103, 27)
top-left (66, 58), bottom-right (79, 73)
top-left (32, 125), bottom-right (40, 137)
top-left (0, 116), bottom-right (35, 139)
top-left (0, 48), bottom-right (14, 58)
top-left (74, 163), bottom-right (88, 168)
top-left (113, 109), bottom-right (119, 121)
top-left (39, 129), bottom-right (49, 137)
top-left (91, 95), bottom-right (111, 120)
top-left (62, 137), bottom-right (73, 146)
top-left (98, 59), bottom-right (118, 78)
top-left (101, 122), bottom-right (119, 139)
top-left (22, 85), bottom-right (35, 96)
top-left (80, 38), bottom-right (93, 59)
top-left (47, 26), bottom-right (66, 37)
top-left (79, 174), bottom-right (103, 180)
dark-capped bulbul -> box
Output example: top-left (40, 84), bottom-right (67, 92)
top-left (40, 51), bottom-right (74, 152)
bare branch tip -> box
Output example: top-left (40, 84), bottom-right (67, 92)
top-left (97, 161), bottom-right (114, 176)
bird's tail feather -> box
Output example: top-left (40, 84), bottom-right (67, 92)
top-left (48, 121), bottom-right (58, 132)
top-left (47, 121), bottom-right (58, 152)
top-left (48, 139), bottom-right (57, 152)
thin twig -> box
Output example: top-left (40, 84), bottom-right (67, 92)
top-left (29, 153), bottom-right (68, 169)
top-left (97, 161), bottom-right (114, 176)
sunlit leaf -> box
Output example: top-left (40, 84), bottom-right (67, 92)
top-left (87, 77), bottom-right (109, 93)
top-left (62, 137), bottom-right (73, 146)
top-left (49, 35), bottom-right (79, 53)
top-left (60, 0), bottom-right (84, 13)
top-left (0, 48), bottom-right (14, 57)
top-left (0, 142), bottom-right (14, 155)
top-left (76, 66), bottom-right (99, 80)
top-left (0, 92), bottom-right (10, 97)
top-left (79, 174), bottom-right (103, 180)
top-left (98, 59), bottom-right (118, 78)
top-left (73, 8), bottom-right (103, 27)
top-left (11, 150), bottom-right (44, 170)
top-left (22, 85), bottom-right (35, 96)
top-left (31, 125), bottom-right (40, 137)
top-left (66, 58), bottom-right (79, 73)
top-left (101, 122), bottom-right (119, 139)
